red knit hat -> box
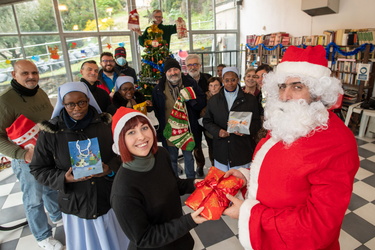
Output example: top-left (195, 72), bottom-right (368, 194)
top-left (276, 45), bottom-right (331, 78)
top-left (114, 47), bottom-right (126, 58)
top-left (111, 107), bottom-right (155, 155)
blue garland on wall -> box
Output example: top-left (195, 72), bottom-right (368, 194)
top-left (246, 42), bottom-right (374, 64)
top-left (325, 42), bottom-right (375, 64)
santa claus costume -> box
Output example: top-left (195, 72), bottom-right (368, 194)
top-left (237, 46), bottom-right (360, 250)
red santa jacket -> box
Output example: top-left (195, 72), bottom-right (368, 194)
top-left (239, 112), bottom-right (359, 250)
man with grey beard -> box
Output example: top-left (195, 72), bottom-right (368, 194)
top-left (223, 45), bottom-right (359, 250)
top-left (152, 58), bottom-right (206, 178)
top-left (185, 54), bottom-right (212, 177)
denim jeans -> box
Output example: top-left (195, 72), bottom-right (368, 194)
top-left (167, 146), bottom-right (195, 178)
top-left (214, 160), bottom-right (250, 172)
top-left (11, 159), bottom-right (61, 241)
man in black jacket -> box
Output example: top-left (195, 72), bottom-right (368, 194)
top-left (203, 67), bottom-right (261, 172)
top-left (185, 54), bottom-right (212, 176)
top-left (152, 58), bottom-right (206, 178)
top-left (80, 60), bottom-right (111, 112)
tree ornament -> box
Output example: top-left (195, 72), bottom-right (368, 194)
top-left (152, 40), bottom-right (159, 47)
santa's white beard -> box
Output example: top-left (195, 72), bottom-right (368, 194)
top-left (263, 98), bottom-right (329, 145)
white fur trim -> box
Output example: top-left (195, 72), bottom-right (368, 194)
top-left (238, 168), bottom-right (250, 197)
top-left (276, 61), bottom-right (331, 79)
top-left (237, 137), bottom-right (278, 250)
top-left (112, 112), bottom-right (149, 155)
top-left (248, 137), bottom-right (279, 199)
top-left (239, 198), bottom-right (259, 250)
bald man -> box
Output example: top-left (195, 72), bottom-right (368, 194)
top-left (0, 60), bottom-right (64, 249)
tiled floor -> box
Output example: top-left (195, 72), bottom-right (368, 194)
top-left (0, 136), bottom-right (374, 250)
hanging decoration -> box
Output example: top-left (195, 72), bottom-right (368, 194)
top-left (176, 18), bottom-right (187, 39)
top-left (106, 43), bottom-right (112, 49)
top-left (48, 46), bottom-right (60, 60)
top-left (5, 59), bottom-right (11, 64)
top-left (69, 42), bottom-right (77, 49)
top-left (31, 55), bottom-right (40, 62)
top-left (325, 42), bottom-right (375, 64)
top-left (128, 9), bottom-right (140, 32)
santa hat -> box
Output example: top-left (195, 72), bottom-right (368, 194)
top-left (115, 76), bottom-right (134, 91)
top-left (222, 67), bottom-right (239, 78)
top-left (112, 107), bottom-right (155, 155)
top-left (115, 47), bottom-right (126, 58)
top-left (6, 114), bottom-right (39, 149)
top-left (276, 45), bottom-right (331, 79)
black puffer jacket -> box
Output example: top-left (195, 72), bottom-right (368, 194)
top-left (30, 108), bottom-right (120, 219)
top-left (203, 86), bottom-right (262, 167)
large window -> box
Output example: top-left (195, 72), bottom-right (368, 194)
top-left (0, 0), bottom-right (239, 95)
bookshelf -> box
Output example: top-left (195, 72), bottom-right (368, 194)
top-left (244, 42), bottom-right (374, 104)
top-left (329, 44), bottom-right (375, 104)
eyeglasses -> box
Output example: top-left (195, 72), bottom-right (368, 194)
top-left (64, 100), bottom-right (88, 110)
top-left (187, 63), bottom-right (200, 68)
top-left (223, 78), bottom-right (238, 83)
top-left (102, 60), bottom-right (115, 64)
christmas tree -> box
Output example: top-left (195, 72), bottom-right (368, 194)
top-left (137, 24), bottom-right (171, 97)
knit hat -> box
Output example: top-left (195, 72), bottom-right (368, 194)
top-left (276, 45), bottom-right (331, 79)
top-left (115, 76), bottom-right (134, 91)
top-left (164, 58), bottom-right (181, 73)
top-left (163, 87), bottom-right (196, 151)
top-left (222, 67), bottom-right (239, 78)
top-left (112, 107), bottom-right (155, 155)
top-left (115, 47), bottom-right (126, 58)
top-left (51, 82), bottom-right (102, 119)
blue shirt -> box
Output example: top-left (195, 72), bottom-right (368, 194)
top-left (102, 72), bottom-right (118, 92)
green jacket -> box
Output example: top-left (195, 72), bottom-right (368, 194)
top-left (0, 85), bottom-right (53, 159)
top-left (139, 22), bottom-right (177, 49)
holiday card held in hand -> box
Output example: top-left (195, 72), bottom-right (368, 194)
top-left (227, 111), bottom-right (252, 135)
top-left (68, 137), bottom-right (103, 179)
top-left (6, 114), bottom-right (39, 149)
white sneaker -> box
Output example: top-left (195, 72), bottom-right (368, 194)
top-left (52, 218), bottom-right (63, 225)
top-left (38, 237), bottom-right (64, 250)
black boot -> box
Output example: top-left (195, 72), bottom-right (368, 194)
top-left (196, 166), bottom-right (204, 177)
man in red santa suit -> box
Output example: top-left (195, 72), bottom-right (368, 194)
top-left (223, 45), bottom-right (359, 250)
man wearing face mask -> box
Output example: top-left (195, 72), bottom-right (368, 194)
top-left (114, 47), bottom-right (138, 83)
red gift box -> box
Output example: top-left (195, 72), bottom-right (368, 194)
top-left (6, 114), bottom-right (39, 150)
top-left (185, 167), bottom-right (244, 220)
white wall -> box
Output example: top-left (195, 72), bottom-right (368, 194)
top-left (239, 0), bottom-right (375, 44)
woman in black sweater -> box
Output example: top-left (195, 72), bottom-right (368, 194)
top-left (110, 107), bottom-right (207, 250)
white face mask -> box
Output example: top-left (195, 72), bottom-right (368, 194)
top-left (116, 57), bottom-right (127, 66)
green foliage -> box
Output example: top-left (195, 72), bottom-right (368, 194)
top-left (96, 0), bottom-right (124, 17)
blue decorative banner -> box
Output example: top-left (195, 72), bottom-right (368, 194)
top-left (325, 42), bottom-right (375, 64)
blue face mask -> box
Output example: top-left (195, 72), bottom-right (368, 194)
top-left (116, 57), bottom-right (127, 66)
